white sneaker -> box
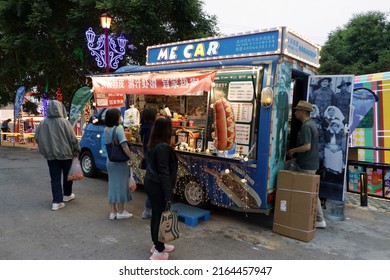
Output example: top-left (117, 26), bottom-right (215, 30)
top-left (149, 250), bottom-right (169, 260)
top-left (63, 193), bottom-right (76, 202)
top-left (109, 212), bottom-right (116, 220)
top-left (116, 211), bottom-right (133, 219)
top-left (316, 220), bottom-right (327, 228)
top-left (52, 202), bottom-right (65, 211)
top-left (150, 244), bottom-right (175, 254)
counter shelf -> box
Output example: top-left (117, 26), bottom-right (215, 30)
top-left (128, 142), bottom-right (254, 164)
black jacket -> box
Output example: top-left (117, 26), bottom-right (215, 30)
top-left (144, 142), bottom-right (178, 201)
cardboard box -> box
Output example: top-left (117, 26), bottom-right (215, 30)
top-left (273, 170), bottom-right (319, 242)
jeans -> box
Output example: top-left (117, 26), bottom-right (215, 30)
top-left (47, 159), bottom-right (73, 203)
top-left (145, 197), bottom-right (152, 209)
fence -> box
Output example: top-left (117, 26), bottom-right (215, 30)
top-left (347, 146), bottom-right (390, 201)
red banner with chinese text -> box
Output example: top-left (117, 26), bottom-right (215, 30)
top-left (92, 71), bottom-right (216, 108)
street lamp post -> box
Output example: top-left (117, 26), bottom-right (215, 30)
top-left (85, 13), bottom-right (127, 73)
top-left (100, 13), bottom-right (112, 73)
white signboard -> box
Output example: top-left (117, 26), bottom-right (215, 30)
top-left (283, 30), bottom-right (320, 67)
top-left (228, 81), bottom-right (254, 101)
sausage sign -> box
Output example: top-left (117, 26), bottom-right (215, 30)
top-left (213, 97), bottom-right (236, 150)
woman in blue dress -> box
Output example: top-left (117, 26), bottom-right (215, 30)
top-left (104, 108), bottom-right (133, 220)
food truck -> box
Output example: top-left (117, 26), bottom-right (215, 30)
top-left (80, 26), bottom-right (321, 214)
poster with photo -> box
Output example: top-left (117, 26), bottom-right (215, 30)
top-left (307, 75), bottom-right (354, 201)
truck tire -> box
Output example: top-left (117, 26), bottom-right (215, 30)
top-left (80, 150), bottom-right (96, 178)
top-left (177, 176), bottom-right (208, 208)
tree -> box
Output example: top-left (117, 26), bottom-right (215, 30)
top-left (103, 0), bottom-right (218, 65)
top-left (319, 11), bottom-right (390, 75)
top-left (0, 0), bottom-right (218, 108)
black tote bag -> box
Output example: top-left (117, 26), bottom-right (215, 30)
top-left (106, 126), bottom-right (130, 162)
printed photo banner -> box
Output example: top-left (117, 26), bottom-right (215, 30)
top-left (92, 71), bottom-right (217, 108)
top-left (307, 75), bottom-right (354, 201)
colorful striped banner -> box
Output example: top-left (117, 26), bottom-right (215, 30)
top-left (354, 72), bottom-right (390, 163)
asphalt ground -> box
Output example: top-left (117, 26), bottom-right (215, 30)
top-left (0, 144), bottom-right (389, 261)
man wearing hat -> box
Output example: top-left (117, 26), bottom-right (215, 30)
top-left (334, 79), bottom-right (352, 123)
top-left (285, 100), bottom-right (326, 228)
top-left (309, 77), bottom-right (335, 117)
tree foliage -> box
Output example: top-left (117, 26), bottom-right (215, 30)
top-left (319, 11), bottom-right (390, 75)
top-left (0, 0), bottom-right (218, 108)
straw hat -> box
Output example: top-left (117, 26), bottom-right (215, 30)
top-left (293, 101), bottom-right (313, 112)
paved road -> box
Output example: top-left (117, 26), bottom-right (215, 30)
top-left (0, 146), bottom-right (389, 260)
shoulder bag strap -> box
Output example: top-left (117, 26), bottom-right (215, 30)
top-left (112, 126), bottom-right (118, 144)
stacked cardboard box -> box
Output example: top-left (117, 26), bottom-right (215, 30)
top-left (273, 170), bottom-right (320, 242)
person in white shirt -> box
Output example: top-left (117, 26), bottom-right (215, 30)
top-left (123, 105), bottom-right (140, 129)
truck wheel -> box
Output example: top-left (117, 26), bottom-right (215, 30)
top-left (80, 151), bottom-right (96, 178)
top-left (177, 177), bottom-right (208, 208)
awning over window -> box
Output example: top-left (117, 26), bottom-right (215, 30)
top-left (92, 71), bottom-right (216, 95)
top-left (91, 71), bottom-right (216, 108)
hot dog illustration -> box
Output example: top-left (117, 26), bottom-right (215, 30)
top-left (212, 97), bottom-right (236, 150)
top-left (204, 167), bottom-right (261, 208)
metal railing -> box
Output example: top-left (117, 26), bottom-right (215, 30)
top-left (347, 146), bottom-right (390, 203)
top-left (0, 131), bottom-right (36, 145)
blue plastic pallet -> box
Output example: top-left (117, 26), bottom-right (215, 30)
top-left (171, 203), bottom-right (210, 227)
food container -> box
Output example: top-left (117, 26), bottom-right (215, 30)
top-left (188, 120), bottom-right (195, 127)
top-left (171, 119), bottom-right (181, 126)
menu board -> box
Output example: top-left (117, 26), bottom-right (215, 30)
top-left (207, 71), bottom-right (258, 156)
top-left (235, 124), bottom-right (251, 145)
top-left (228, 81), bottom-right (254, 101)
top-left (231, 103), bottom-right (253, 123)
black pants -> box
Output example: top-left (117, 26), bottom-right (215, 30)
top-left (47, 159), bottom-right (73, 203)
top-left (147, 192), bottom-right (166, 253)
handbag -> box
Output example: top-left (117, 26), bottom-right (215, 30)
top-left (67, 157), bottom-right (84, 181)
top-left (106, 126), bottom-right (130, 162)
top-left (158, 202), bottom-right (180, 243)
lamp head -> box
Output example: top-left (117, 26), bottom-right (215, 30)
top-left (260, 87), bottom-right (274, 108)
top-left (100, 13), bottom-right (112, 30)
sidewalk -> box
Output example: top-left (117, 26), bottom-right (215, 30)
top-left (344, 192), bottom-right (390, 214)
